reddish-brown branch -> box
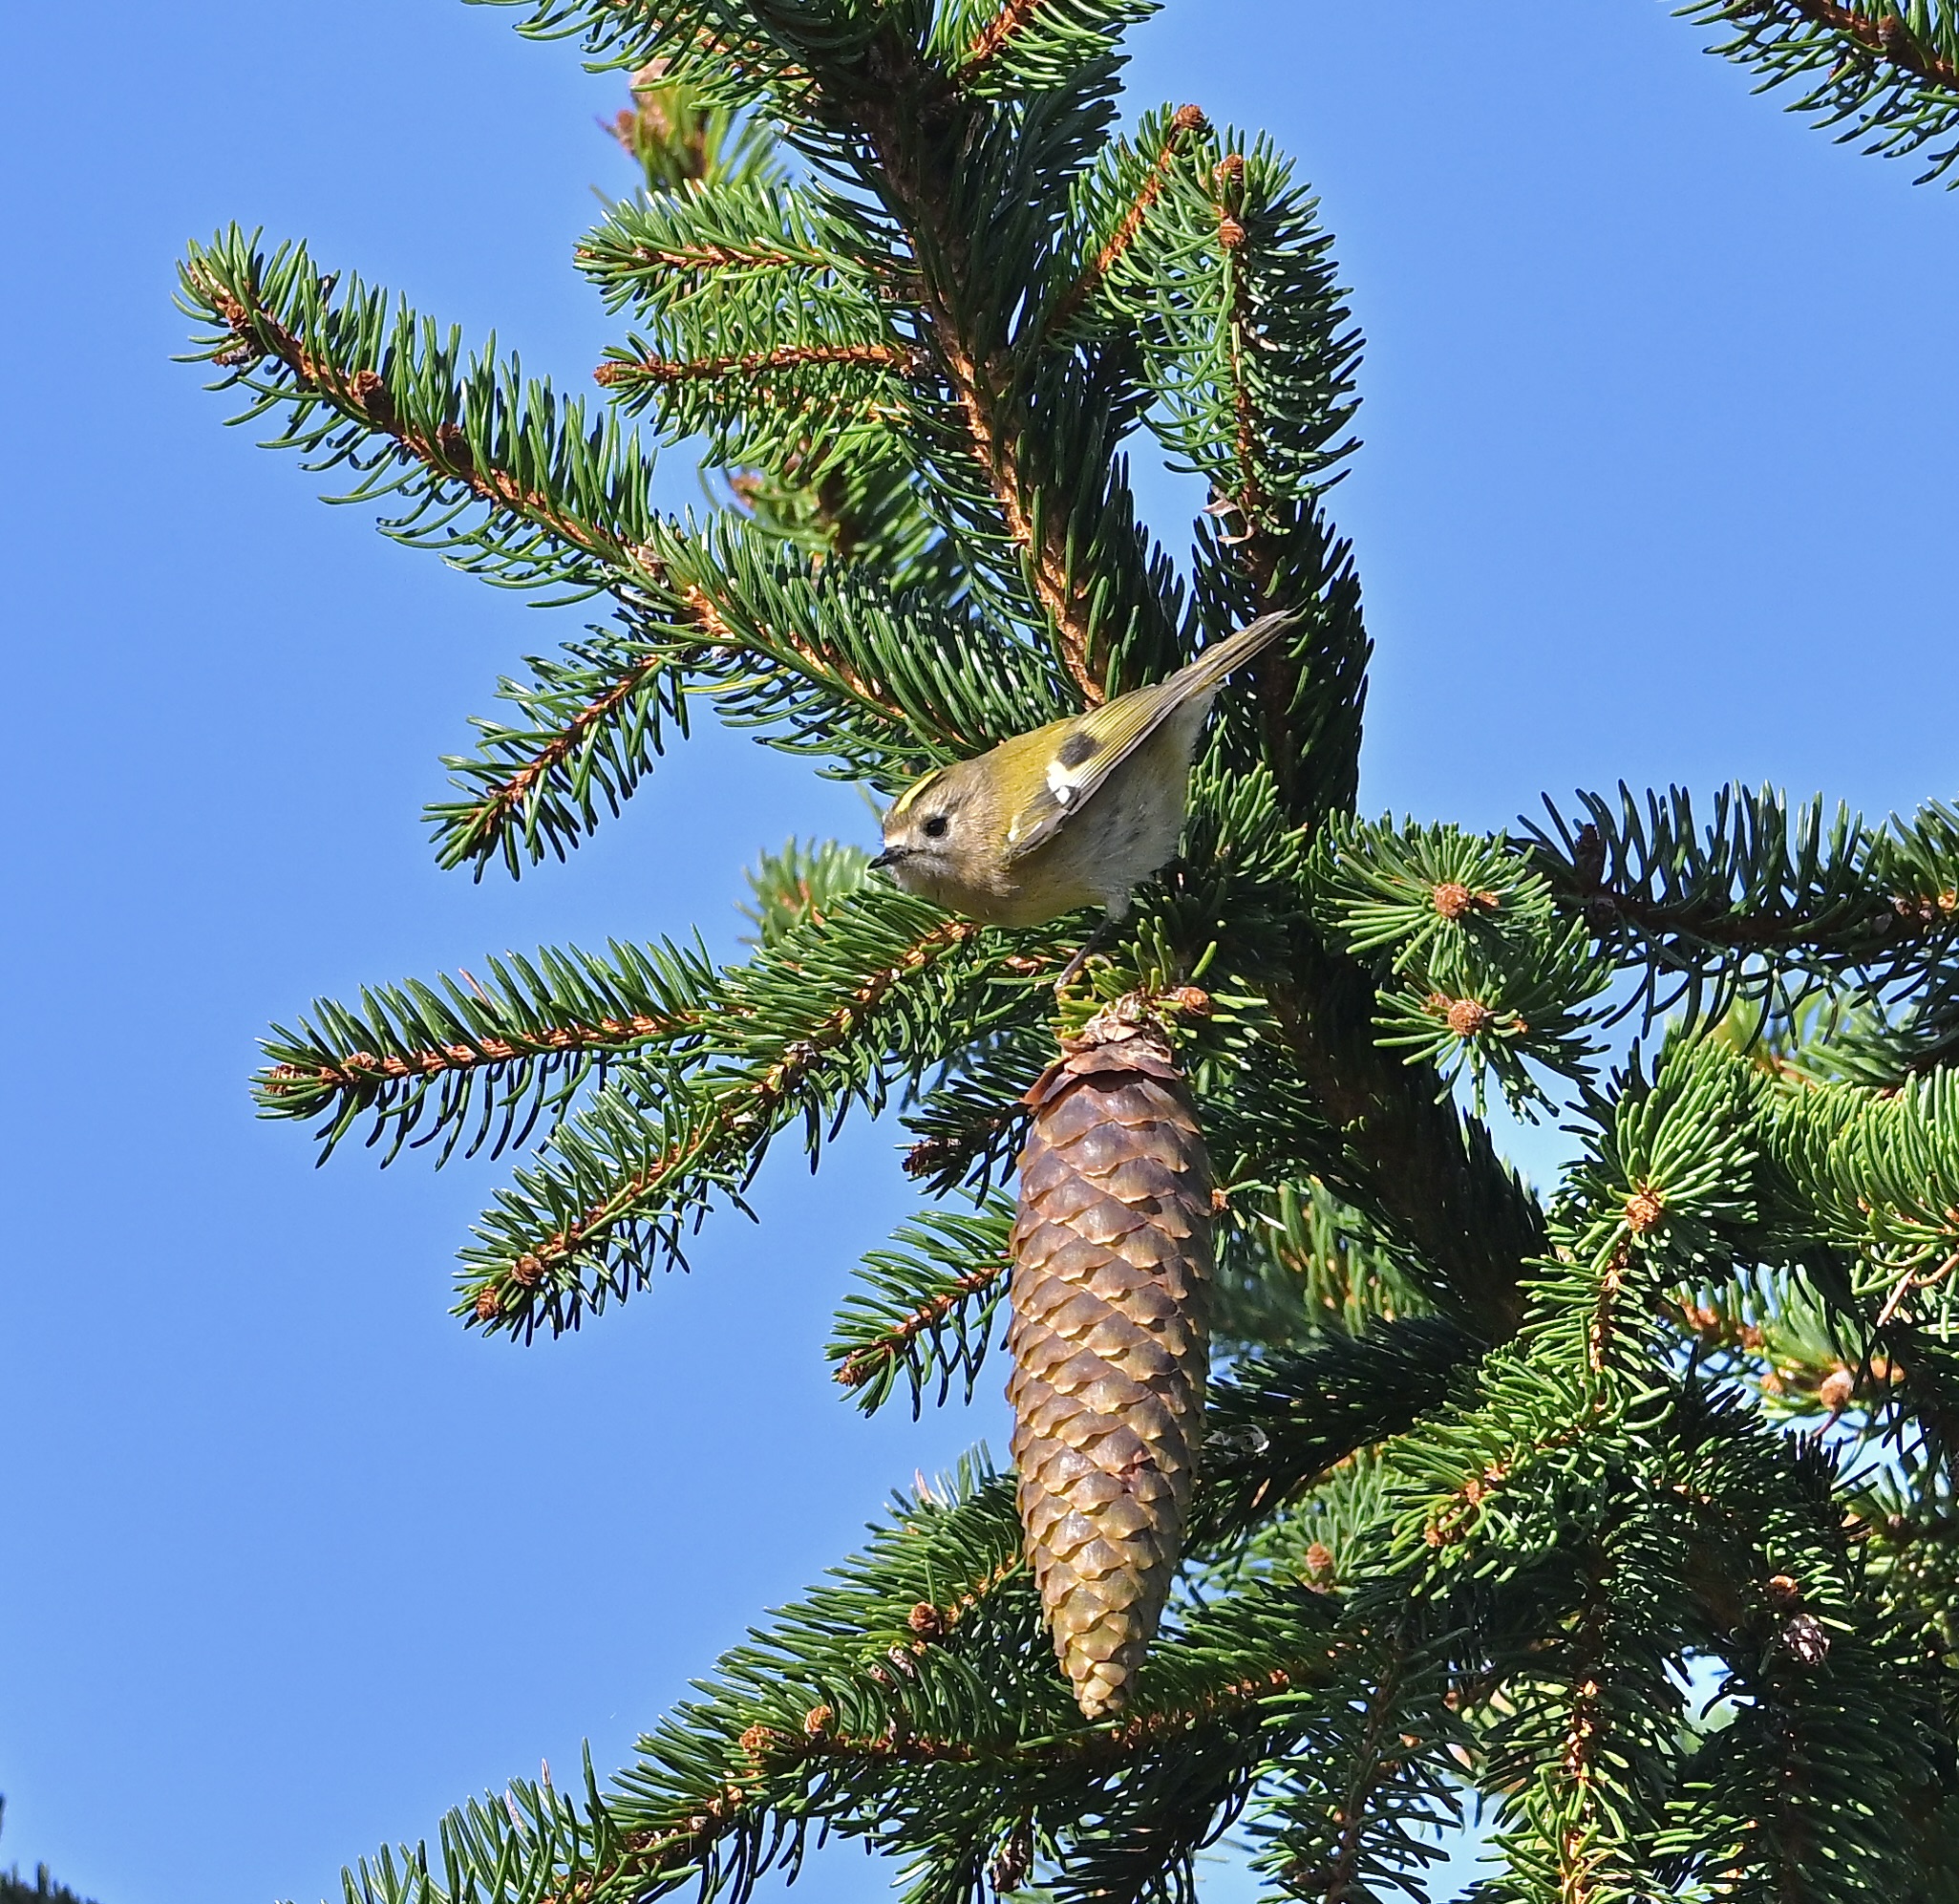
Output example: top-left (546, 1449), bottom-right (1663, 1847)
top-left (546, 1651), bottom-right (1331, 1903)
top-left (678, 579), bottom-right (892, 716)
top-left (1556, 1562), bottom-right (1612, 1904)
top-left (1303, 1631), bottom-right (1412, 1904)
top-left (930, 320), bottom-right (1107, 700)
top-left (187, 275), bottom-right (918, 859)
top-left (1209, 153), bottom-right (1275, 596)
top-left (834, 1260), bottom-right (1007, 1388)
top-left (1204, 151), bottom-right (1319, 816)
top-left (594, 341), bottom-right (907, 387)
top-left (961, 0), bottom-right (1048, 73)
top-left (1555, 831), bottom-right (1956, 958)
top-left (1588, 1239), bottom-right (1634, 1377)
top-left (262, 1008), bottom-right (692, 1101)
top-left (1778, 0), bottom-right (1959, 91)
top-left (586, 240), bottom-right (810, 278)
top-left (190, 270), bottom-right (628, 567)
top-left (448, 558), bottom-right (910, 861)
top-left (752, 1658), bottom-right (1320, 1773)
top-left (902, 1102), bottom-right (1029, 1182)
top-left (446, 651), bottom-right (676, 863)
top-left (1048, 105), bottom-right (1209, 333)
top-left (469, 919), bottom-right (983, 1318)
top-left (842, 53), bottom-right (1134, 702)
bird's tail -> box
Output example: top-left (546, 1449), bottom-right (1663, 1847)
top-left (1163, 609), bottom-right (1299, 704)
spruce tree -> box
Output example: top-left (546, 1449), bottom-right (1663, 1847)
top-left (178, 3), bottom-right (1959, 1897)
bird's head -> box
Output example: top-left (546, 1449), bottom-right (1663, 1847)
top-left (870, 761), bottom-right (990, 896)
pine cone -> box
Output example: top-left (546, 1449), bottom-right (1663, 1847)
top-left (1008, 1001), bottom-right (1214, 1718)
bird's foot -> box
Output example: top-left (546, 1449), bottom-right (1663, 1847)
top-left (1053, 919), bottom-right (1117, 994)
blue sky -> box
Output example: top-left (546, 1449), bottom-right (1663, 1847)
top-left (2, 4), bottom-right (1954, 1900)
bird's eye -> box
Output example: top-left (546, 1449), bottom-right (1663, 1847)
top-left (922, 813), bottom-right (949, 839)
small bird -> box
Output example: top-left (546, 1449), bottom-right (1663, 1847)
top-left (870, 610), bottom-right (1295, 930)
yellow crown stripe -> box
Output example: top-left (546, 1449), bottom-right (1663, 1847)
top-left (887, 768), bottom-right (945, 820)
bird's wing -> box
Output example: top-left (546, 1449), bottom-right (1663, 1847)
top-left (1002, 610), bottom-right (1297, 864)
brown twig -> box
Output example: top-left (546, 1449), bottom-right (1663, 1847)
top-left (441, 651), bottom-right (675, 866)
top-left (841, 39), bottom-right (1163, 701)
top-left (468, 919), bottom-right (983, 1318)
top-left (190, 268), bottom-right (628, 567)
top-left (1556, 1560), bottom-right (1612, 1904)
top-left (1588, 1239), bottom-right (1635, 1377)
top-left (1778, 0), bottom-right (1959, 93)
top-left (677, 578), bottom-right (890, 714)
top-left (833, 1260), bottom-right (1008, 1388)
top-left (570, 1649), bottom-right (1323, 1902)
top-left (1210, 154), bottom-right (1274, 596)
top-left (1875, 1246), bottom-right (1959, 1327)
top-left (961, 0), bottom-right (1048, 72)
top-left (1203, 150), bottom-right (1322, 813)
top-left (261, 1008), bottom-right (691, 1102)
top-left (930, 316), bottom-right (1109, 699)
top-left (1047, 105), bottom-right (1208, 333)
top-left (1552, 825), bottom-right (1958, 958)
top-left (1296, 1627), bottom-right (1414, 1904)
top-left (754, 1658), bottom-right (1321, 1773)
top-left (902, 1103), bottom-right (1029, 1182)
top-left (446, 560), bottom-right (909, 863)
top-left (594, 341), bottom-right (908, 387)
top-left (583, 239), bottom-right (809, 278)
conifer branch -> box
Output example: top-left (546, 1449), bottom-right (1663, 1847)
top-left (205, 9), bottom-right (1959, 1893)
top-left (960, 0), bottom-right (1049, 74)
top-left (592, 235), bottom-right (808, 278)
top-left (254, 940), bottom-right (716, 1164)
top-left (754, 1658), bottom-right (1321, 1771)
top-left (1216, 403), bottom-right (1301, 824)
top-left (838, 34), bottom-right (1174, 700)
top-left (430, 532), bottom-right (980, 875)
top-left (931, 320), bottom-right (1113, 701)
top-left (179, 230), bottom-right (651, 597)
top-left (1246, 1604), bottom-right (1462, 1901)
top-left (1783, 0), bottom-right (1959, 88)
top-left (1048, 103), bottom-right (1210, 332)
top-left (593, 339), bottom-right (910, 391)
top-left (463, 905), bottom-right (999, 1334)
top-left (1210, 154), bottom-right (1275, 594)
top-left (1684, 0), bottom-right (1959, 182)
top-left (1527, 787), bottom-right (1959, 1029)
top-left (830, 1262), bottom-right (1007, 1397)
top-left (432, 640), bottom-right (679, 876)
top-left (1550, 1565), bottom-right (1618, 1904)
top-left (1265, 932), bottom-right (1547, 1338)
top-left (329, 1465), bottom-right (1349, 1904)
top-left (668, 570), bottom-right (884, 717)
top-left (1194, 1322), bottom-right (1474, 1544)
top-left (827, 1194), bottom-right (1015, 1417)
top-left (1297, 1627), bottom-right (1414, 1904)
top-left (431, 547), bottom-right (902, 879)
top-left (203, 287), bottom-right (610, 560)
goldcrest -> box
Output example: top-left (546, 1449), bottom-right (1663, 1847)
top-left (870, 610), bottom-right (1296, 928)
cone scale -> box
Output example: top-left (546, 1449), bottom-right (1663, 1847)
top-left (1007, 1000), bottom-right (1214, 1718)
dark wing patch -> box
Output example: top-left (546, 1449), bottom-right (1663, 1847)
top-left (1056, 730), bottom-right (1101, 769)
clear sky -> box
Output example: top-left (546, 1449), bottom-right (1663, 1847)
top-left (2, 5), bottom-right (1954, 1901)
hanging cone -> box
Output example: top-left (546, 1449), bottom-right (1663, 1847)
top-left (1007, 995), bottom-right (1215, 1719)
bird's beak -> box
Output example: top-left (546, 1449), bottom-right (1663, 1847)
top-left (868, 845), bottom-right (903, 870)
